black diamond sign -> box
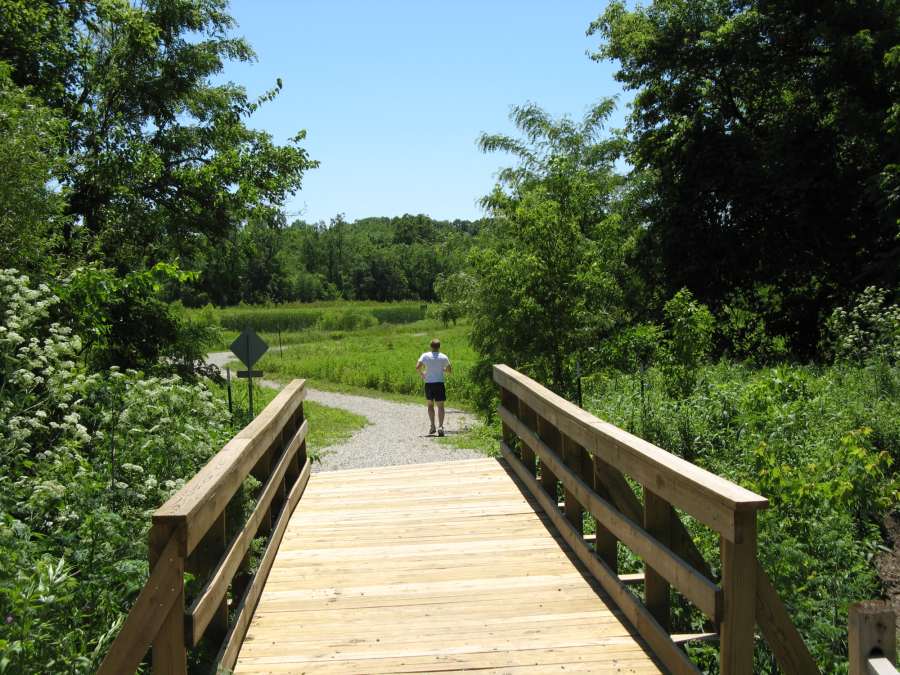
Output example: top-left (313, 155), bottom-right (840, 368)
top-left (230, 328), bottom-right (268, 369)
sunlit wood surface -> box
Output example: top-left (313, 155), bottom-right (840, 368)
top-left (233, 457), bottom-right (662, 674)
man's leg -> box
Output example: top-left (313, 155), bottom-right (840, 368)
top-left (427, 400), bottom-right (436, 433)
top-left (437, 401), bottom-right (445, 434)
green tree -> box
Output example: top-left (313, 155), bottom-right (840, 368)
top-left (590, 1), bottom-right (900, 355)
top-left (469, 101), bottom-right (634, 401)
top-left (0, 0), bottom-right (317, 270)
top-left (0, 63), bottom-right (66, 273)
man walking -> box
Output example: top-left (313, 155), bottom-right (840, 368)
top-left (416, 338), bottom-right (452, 436)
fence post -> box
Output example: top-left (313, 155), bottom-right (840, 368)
top-left (150, 522), bottom-right (186, 675)
top-left (720, 510), bottom-right (758, 675)
top-left (849, 600), bottom-right (897, 675)
top-left (644, 490), bottom-right (672, 630)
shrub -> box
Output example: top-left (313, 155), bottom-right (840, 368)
top-left (824, 286), bottom-right (900, 365)
top-left (0, 270), bottom-right (231, 673)
top-left (315, 308), bottom-right (378, 331)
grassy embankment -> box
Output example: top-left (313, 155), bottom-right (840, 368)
top-left (195, 302), bottom-right (497, 455)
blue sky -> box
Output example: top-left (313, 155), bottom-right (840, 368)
top-left (220, 1), bottom-right (629, 223)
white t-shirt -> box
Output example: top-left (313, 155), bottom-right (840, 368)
top-left (418, 351), bottom-right (450, 383)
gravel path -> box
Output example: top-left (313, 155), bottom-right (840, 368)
top-left (206, 352), bottom-right (482, 472)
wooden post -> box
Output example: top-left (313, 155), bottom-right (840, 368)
top-left (500, 387), bottom-right (525, 468)
top-left (643, 490), bottom-right (672, 630)
top-left (150, 523), bottom-right (186, 675)
top-left (251, 452), bottom-right (272, 535)
top-left (720, 511), bottom-right (758, 674)
top-left (849, 600), bottom-right (896, 675)
top-left (517, 398), bottom-right (539, 478)
top-left (298, 402), bottom-right (308, 466)
top-left (560, 435), bottom-right (584, 532)
top-left (532, 413), bottom-right (558, 501)
top-left (591, 457), bottom-right (618, 572)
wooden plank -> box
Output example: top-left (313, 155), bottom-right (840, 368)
top-left (644, 489), bottom-right (672, 630)
top-left (235, 457), bottom-right (663, 674)
top-left (500, 406), bottom-right (721, 621)
top-left (849, 600), bottom-right (896, 675)
top-left (96, 535), bottom-right (183, 675)
top-left (755, 561), bottom-right (820, 674)
top-left (494, 365), bottom-right (767, 540)
top-left (154, 380), bottom-right (306, 555)
top-left (719, 512), bottom-right (758, 674)
top-left (500, 441), bottom-right (699, 674)
top-left (867, 657), bottom-right (899, 675)
top-left (217, 456), bottom-right (311, 670)
top-left (185, 510), bottom-right (227, 648)
top-left (188, 419), bottom-right (309, 645)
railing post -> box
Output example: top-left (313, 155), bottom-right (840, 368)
top-left (150, 522), bottom-right (186, 675)
top-left (518, 398), bottom-right (539, 478)
top-left (560, 435), bottom-right (583, 532)
top-left (720, 511), bottom-right (758, 674)
top-left (643, 490), bottom-right (672, 630)
top-left (849, 600), bottom-right (897, 675)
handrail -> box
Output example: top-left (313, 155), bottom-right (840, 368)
top-left (98, 379), bottom-right (310, 675)
top-left (494, 364), bottom-right (819, 675)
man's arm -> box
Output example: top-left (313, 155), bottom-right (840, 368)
top-left (444, 359), bottom-right (452, 375)
top-left (416, 358), bottom-right (425, 379)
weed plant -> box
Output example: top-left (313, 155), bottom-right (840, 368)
top-left (584, 361), bottom-right (899, 672)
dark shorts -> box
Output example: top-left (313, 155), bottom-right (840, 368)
top-left (424, 382), bottom-right (446, 402)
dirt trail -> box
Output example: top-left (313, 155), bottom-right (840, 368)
top-left (206, 352), bottom-right (481, 472)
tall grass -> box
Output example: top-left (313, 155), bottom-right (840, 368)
top-left (191, 301), bottom-right (428, 333)
top-left (255, 319), bottom-right (478, 406)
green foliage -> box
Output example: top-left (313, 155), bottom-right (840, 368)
top-left (252, 319), bottom-right (477, 406)
top-left (590, 0), bottom-right (900, 354)
top-left (188, 214), bottom-right (486, 307)
top-left (720, 286), bottom-right (790, 366)
top-left (430, 271), bottom-right (474, 326)
top-left (54, 263), bottom-right (218, 379)
top-left (0, 0), bottom-right (318, 270)
top-left (0, 270), bottom-right (232, 673)
top-left (585, 361), bottom-right (900, 672)
top-left (659, 289), bottom-right (714, 398)
top-left (198, 301), bottom-right (427, 334)
top-left (0, 62), bottom-right (66, 274)
top-left (315, 308), bottom-right (378, 332)
top-left (824, 286), bottom-right (900, 365)
top-left (469, 101), bottom-right (633, 404)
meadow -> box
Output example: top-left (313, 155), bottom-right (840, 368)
top-left (201, 303), bottom-right (479, 406)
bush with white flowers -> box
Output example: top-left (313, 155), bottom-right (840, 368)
top-left (0, 269), bottom-right (231, 673)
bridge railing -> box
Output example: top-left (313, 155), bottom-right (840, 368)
top-left (849, 601), bottom-right (898, 675)
top-left (98, 379), bottom-right (310, 675)
top-left (494, 364), bottom-right (819, 675)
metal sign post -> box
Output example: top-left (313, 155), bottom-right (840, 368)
top-left (229, 328), bottom-right (269, 420)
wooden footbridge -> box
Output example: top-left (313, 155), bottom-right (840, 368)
top-left (97, 366), bottom-right (892, 674)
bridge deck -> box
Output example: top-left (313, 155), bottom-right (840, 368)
top-left (233, 457), bottom-right (662, 674)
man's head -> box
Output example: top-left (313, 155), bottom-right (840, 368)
top-left (430, 338), bottom-right (441, 351)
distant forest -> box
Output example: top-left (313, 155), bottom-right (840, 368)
top-left (181, 214), bottom-right (489, 306)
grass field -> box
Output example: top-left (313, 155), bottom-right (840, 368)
top-left (216, 318), bottom-right (479, 408)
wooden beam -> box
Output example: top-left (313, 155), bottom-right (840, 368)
top-left (644, 489), bottom-right (672, 630)
top-left (500, 442), bottom-right (700, 675)
top-left (149, 524), bottom-right (186, 675)
top-left (755, 562), bottom-right (819, 674)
